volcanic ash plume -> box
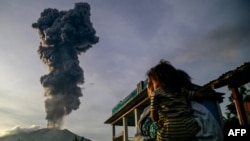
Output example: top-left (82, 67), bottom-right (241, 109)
top-left (32, 2), bottom-right (99, 128)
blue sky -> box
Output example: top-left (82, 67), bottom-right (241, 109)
top-left (0, 0), bottom-right (250, 140)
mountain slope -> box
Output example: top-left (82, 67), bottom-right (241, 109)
top-left (0, 128), bottom-right (91, 141)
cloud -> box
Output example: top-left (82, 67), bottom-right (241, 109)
top-left (0, 125), bottom-right (41, 137)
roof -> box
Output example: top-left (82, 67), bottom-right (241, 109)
top-left (202, 62), bottom-right (250, 89)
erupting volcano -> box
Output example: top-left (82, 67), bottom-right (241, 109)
top-left (32, 2), bottom-right (99, 129)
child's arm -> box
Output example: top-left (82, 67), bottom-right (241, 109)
top-left (150, 109), bottom-right (159, 121)
top-left (150, 94), bottom-right (159, 121)
top-left (147, 82), bottom-right (159, 121)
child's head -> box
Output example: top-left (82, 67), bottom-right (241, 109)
top-left (147, 59), bottom-right (190, 91)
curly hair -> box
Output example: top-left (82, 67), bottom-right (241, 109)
top-left (147, 59), bottom-right (192, 92)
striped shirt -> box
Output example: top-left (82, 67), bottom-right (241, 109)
top-left (150, 87), bottom-right (199, 141)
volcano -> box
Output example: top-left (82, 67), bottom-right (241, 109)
top-left (0, 128), bottom-right (91, 141)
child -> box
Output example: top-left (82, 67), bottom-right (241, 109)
top-left (147, 59), bottom-right (200, 141)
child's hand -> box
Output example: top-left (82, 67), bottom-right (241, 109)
top-left (147, 89), bottom-right (153, 97)
top-left (147, 82), bottom-right (154, 97)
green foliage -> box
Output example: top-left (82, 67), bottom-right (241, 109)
top-left (239, 84), bottom-right (250, 101)
top-left (224, 94), bottom-right (237, 120)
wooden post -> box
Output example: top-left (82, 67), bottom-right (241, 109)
top-left (112, 125), bottom-right (115, 141)
top-left (123, 117), bottom-right (128, 141)
top-left (134, 108), bottom-right (139, 130)
top-left (229, 86), bottom-right (248, 125)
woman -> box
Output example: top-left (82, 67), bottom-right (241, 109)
top-left (147, 59), bottom-right (200, 141)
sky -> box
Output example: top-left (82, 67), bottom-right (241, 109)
top-left (0, 0), bottom-right (250, 140)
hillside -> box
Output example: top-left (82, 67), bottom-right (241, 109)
top-left (0, 128), bottom-right (91, 141)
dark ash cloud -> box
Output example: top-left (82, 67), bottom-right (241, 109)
top-left (32, 2), bottom-right (99, 128)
